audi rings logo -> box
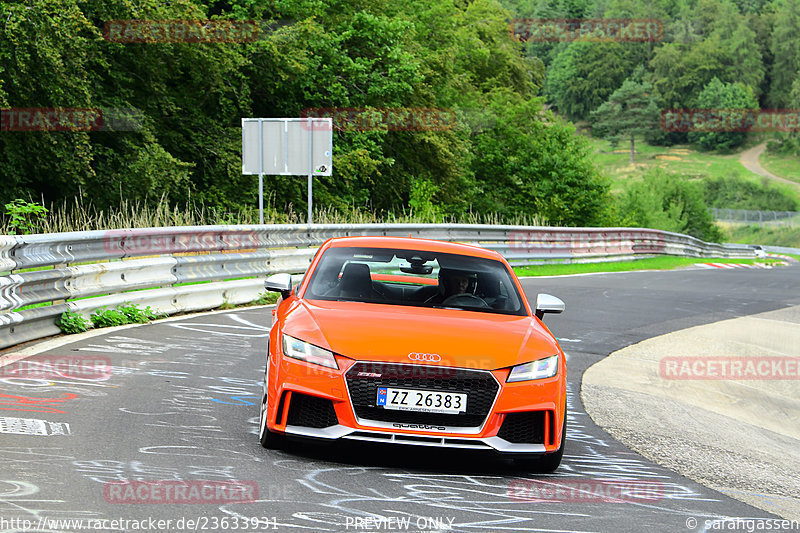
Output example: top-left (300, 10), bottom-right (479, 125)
top-left (408, 352), bottom-right (441, 363)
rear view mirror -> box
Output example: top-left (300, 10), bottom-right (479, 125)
top-left (400, 265), bottom-right (433, 275)
top-left (535, 293), bottom-right (565, 320)
top-left (265, 273), bottom-right (292, 299)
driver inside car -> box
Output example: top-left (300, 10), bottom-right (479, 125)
top-left (444, 270), bottom-right (470, 296)
top-left (426, 268), bottom-right (486, 307)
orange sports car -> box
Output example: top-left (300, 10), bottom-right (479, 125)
top-left (258, 236), bottom-right (567, 471)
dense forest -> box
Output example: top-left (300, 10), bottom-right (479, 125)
top-left (1, 0), bottom-right (798, 235)
top-left (505, 0), bottom-right (800, 151)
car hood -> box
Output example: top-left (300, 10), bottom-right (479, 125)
top-left (283, 299), bottom-right (560, 370)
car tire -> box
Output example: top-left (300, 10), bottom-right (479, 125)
top-left (514, 413), bottom-right (566, 473)
top-left (258, 367), bottom-right (284, 450)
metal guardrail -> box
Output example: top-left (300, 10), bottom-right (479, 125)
top-left (0, 224), bottom-right (755, 350)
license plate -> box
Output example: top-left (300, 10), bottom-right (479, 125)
top-left (376, 387), bottom-right (467, 414)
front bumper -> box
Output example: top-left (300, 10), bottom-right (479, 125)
top-left (283, 424), bottom-right (548, 454)
top-left (266, 355), bottom-right (565, 454)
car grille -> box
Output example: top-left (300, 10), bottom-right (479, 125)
top-left (286, 393), bottom-right (339, 428)
top-left (345, 362), bottom-right (499, 428)
top-left (497, 411), bottom-right (546, 444)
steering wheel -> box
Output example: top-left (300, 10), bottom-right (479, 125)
top-left (442, 293), bottom-right (489, 308)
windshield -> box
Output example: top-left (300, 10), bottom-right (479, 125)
top-left (303, 246), bottom-right (527, 316)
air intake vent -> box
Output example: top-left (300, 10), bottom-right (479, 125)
top-left (286, 393), bottom-right (338, 428)
top-left (497, 411), bottom-right (546, 444)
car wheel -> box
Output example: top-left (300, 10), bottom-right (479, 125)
top-left (514, 413), bottom-right (566, 473)
top-left (258, 366), bottom-right (284, 450)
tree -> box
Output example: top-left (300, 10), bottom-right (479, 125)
top-left (0, 0), bottom-right (99, 201)
top-left (0, 0), bottom-right (617, 225)
top-left (545, 41), bottom-right (631, 120)
top-left (767, 75), bottom-right (800, 156)
top-left (0, 0), bottom-right (252, 211)
top-left (649, 0), bottom-right (764, 108)
top-left (768, 0), bottom-right (800, 107)
top-left (471, 89), bottom-right (611, 226)
top-left (591, 78), bottom-right (660, 162)
top-left (688, 77), bottom-right (759, 151)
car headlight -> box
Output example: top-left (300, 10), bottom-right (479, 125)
top-left (507, 354), bottom-right (558, 382)
top-left (282, 334), bottom-right (338, 369)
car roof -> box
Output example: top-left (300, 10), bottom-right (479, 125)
top-left (324, 236), bottom-right (504, 260)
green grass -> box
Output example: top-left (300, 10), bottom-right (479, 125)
top-left (513, 255), bottom-right (766, 277)
top-left (722, 223), bottom-right (800, 249)
top-left (759, 151), bottom-right (800, 185)
top-left (2, 194), bottom-right (547, 234)
top-left (587, 138), bottom-right (766, 195)
top-left (15, 301), bottom-right (53, 311)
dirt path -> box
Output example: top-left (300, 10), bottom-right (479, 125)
top-left (739, 142), bottom-right (800, 190)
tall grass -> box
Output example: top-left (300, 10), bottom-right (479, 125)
top-left (1, 195), bottom-right (547, 234)
top-left (721, 223), bottom-right (800, 249)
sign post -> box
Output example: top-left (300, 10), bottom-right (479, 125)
top-left (242, 117), bottom-right (332, 224)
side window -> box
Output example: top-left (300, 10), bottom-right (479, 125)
top-left (298, 247), bottom-right (324, 292)
top-left (308, 258), bottom-right (345, 295)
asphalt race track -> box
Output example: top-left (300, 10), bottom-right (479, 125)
top-left (1, 264), bottom-right (798, 533)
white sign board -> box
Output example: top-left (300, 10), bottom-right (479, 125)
top-left (242, 117), bottom-right (332, 224)
top-left (242, 118), bottom-right (332, 176)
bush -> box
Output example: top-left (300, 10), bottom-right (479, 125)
top-left (117, 302), bottom-right (160, 323)
top-left (703, 175), bottom-right (798, 211)
top-left (57, 310), bottom-right (91, 334)
top-left (617, 169), bottom-right (722, 242)
top-left (408, 178), bottom-right (442, 222)
top-left (90, 307), bottom-right (130, 328)
top-left (767, 135), bottom-right (800, 157)
top-left (4, 199), bottom-right (48, 235)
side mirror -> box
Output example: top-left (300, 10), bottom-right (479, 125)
top-left (265, 273), bottom-right (293, 300)
top-left (535, 293), bottom-right (565, 320)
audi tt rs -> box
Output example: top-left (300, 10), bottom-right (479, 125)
top-left (258, 236), bottom-right (567, 471)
